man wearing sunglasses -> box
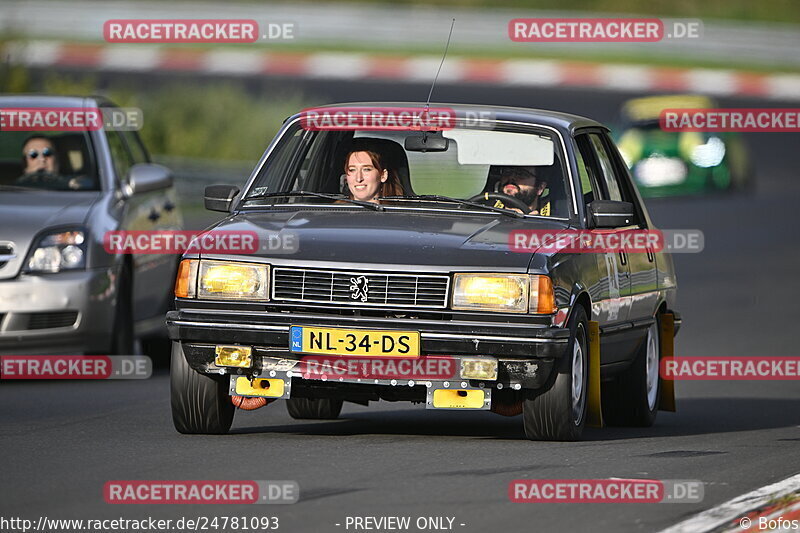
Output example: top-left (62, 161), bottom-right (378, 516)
top-left (20, 135), bottom-right (59, 175)
top-left (496, 166), bottom-right (550, 216)
top-left (15, 134), bottom-right (79, 189)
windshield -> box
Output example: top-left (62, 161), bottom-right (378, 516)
top-left (0, 130), bottom-right (100, 191)
top-left (243, 120), bottom-right (572, 218)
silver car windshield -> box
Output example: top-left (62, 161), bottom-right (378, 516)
top-left (0, 131), bottom-right (100, 192)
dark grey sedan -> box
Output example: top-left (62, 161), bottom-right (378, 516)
top-left (0, 95), bottom-right (182, 356)
top-left (168, 103), bottom-right (679, 441)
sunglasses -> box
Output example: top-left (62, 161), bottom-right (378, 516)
top-left (25, 148), bottom-right (54, 160)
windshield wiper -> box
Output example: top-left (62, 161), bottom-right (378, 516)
top-left (382, 195), bottom-right (524, 218)
top-left (244, 190), bottom-right (383, 211)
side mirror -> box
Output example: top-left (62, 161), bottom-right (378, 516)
top-left (125, 163), bottom-right (172, 196)
top-left (587, 200), bottom-right (635, 228)
top-left (204, 184), bottom-right (240, 212)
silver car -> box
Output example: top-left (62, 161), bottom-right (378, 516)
top-left (0, 95), bottom-right (182, 355)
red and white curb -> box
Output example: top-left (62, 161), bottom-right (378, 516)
top-left (5, 40), bottom-right (800, 101)
top-left (659, 472), bottom-right (800, 533)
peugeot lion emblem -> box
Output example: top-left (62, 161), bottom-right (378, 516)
top-left (349, 275), bottom-right (369, 302)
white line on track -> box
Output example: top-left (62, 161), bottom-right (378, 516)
top-left (659, 472), bottom-right (800, 533)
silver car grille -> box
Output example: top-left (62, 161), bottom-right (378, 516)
top-left (272, 267), bottom-right (450, 308)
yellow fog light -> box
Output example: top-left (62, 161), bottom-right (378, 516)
top-left (452, 273), bottom-right (528, 313)
top-left (198, 260), bottom-right (269, 301)
top-left (215, 345), bottom-right (253, 368)
top-left (461, 358), bottom-right (498, 380)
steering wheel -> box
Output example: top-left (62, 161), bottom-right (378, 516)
top-left (468, 192), bottom-right (531, 214)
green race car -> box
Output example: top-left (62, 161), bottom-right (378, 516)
top-left (615, 95), bottom-right (752, 197)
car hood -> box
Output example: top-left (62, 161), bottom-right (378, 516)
top-left (0, 190), bottom-right (99, 279)
top-left (204, 208), bottom-right (570, 271)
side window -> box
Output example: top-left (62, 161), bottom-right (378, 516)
top-left (120, 130), bottom-right (149, 164)
top-left (588, 133), bottom-right (624, 202)
top-left (251, 127), bottom-right (305, 195)
top-left (574, 144), bottom-right (594, 204)
top-left (106, 130), bottom-right (134, 183)
top-left (575, 134), bottom-right (603, 205)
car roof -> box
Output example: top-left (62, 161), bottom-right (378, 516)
top-left (0, 94), bottom-right (113, 107)
top-left (305, 102), bottom-right (606, 134)
top-left (621, 94), bottom-right (716, 122)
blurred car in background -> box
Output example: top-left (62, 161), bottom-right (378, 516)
top-left (0, 95), bottom-right (182, 356)
top-left (614, 95), bottom-right (752, 197)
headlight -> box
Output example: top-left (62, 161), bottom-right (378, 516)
top-left (175, 259), bottom-right (269, 301)
top-left (452, 273), bottom-right (554, 314)
top-left (690, 137), bottom-right (726, 168)
top-left (25, 229), bottom-right (87, 273)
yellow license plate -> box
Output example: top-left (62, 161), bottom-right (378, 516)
top-left (290, 326), bottom-right (420, 357)
top-left (432, 389), bottom-right (486, 409)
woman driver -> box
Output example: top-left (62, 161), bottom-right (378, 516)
top-left (343, 149), bottom-right (403, 204)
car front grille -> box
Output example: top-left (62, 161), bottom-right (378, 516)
top-left (16, 311), bottom-right (79, 330)
top-left (272, 267), bottom-right (450, 309)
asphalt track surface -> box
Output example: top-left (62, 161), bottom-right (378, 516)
top-left (2, 76), bottom-right (800, 532)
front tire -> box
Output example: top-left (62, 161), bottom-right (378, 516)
top-left (602, 317), bottom-right (661, 427)
top-left (170, 341), bottom-right (235, 434)
top-left (110, 263), bottom-right (134, 355)
top-left (522, 306), bottom-right (589, 441)
top-left (286, 398), bottom-right (343, 420)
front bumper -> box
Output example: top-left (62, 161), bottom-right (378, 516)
top-left (0, 268), bottom-right (119, 354)
top-left (167, 308), bottom-right (571, 391)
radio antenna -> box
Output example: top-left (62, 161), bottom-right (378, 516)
top-left (424, 18), bottom-right (456, 113)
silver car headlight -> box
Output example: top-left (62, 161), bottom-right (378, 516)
top-left (25, 229), bottom-right (87, 273)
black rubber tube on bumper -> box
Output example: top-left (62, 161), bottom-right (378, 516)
top-left (522, 306), bottom-right (588, 441)
top-left (170, 341), bottom-right (235, 434)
